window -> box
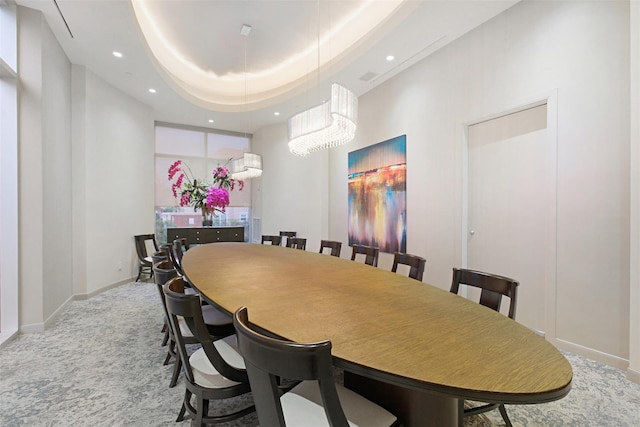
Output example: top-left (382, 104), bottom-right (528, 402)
top-left (0, 2), bottom-right (18, 344)
top-left (155, 124), bottom-right (252, 244)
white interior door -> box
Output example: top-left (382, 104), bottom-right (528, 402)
top-left (466, 104), bottom-right (549, 334)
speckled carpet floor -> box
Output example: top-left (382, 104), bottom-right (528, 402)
top-left (0, 281), bottom-right (639, 426)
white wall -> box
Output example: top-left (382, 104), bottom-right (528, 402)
top-left (252, 123), bottom-right (329, 250)
top-left (259, 1), bottom-right (633, 367)
top-left (76, 68), bottom-right (155, 294)
top-left (18, 7), bottom-right (49, 330)
top-left (628, 0), bottom-right (640, 382)
top-left (349, 0), bottom-right (630, 365)
top-left (18, 5), bottom-right (155, 332)
top-left (41, 12), bottom-right (73, 320)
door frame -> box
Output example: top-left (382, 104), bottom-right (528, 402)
top-left (461, 90), bottom-right (558, 341)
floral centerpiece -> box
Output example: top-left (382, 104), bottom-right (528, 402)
top-left (168, 160), bottom-right (244, 226)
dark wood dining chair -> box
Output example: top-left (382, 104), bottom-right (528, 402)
top-left (450, 267), bottom-right (520, 427)
top-left (154, 261), bottom-right (235, 388)
top-left (279, 231), bottom-right (297, 246)
top-left (319, 240), bottom-right (342, 257)
top-left (233, 307), bottom-right (399, 427)
top-left (261, 235), bottom-right (282, 246)
top-left (151, 250), bottom-right (168, 265)
top-left (171, 238), bottom-right (187, 276)
top-left (391, 252), bottom-right (426, 281)
top-left (285, 236), bottom-right (307, 250)
top-left (134, 234), bottom-right (158, 281)
top-left (163, 277), bottom-right (255, 425)
top-left (350, 244), bottom-right (379, 267)
top-left (153, 260), bottom-right (179, 367)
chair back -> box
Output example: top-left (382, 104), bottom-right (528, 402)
top-left (163, 277), bottom-right (249, 384)
top-left (261, 235), bottom-right (282, 246)
top-left (285, 237), bottom-right (307, 250)
top-left (279, 231), bottom-right (297, 242)
top-left (159, 242), bottom-right (173, 258)
top-left (233, 307), bottom-right (349, 427)
top-left (392, 252), bottom-right (426, 281)
top-left (151, 251), bottom-right (168, 264)
top-left (319, 240), bottom-right (342, 257)
top-left (450, 268), bottom-right (519, 319)
top-left (180, 237), bottom-right (190, 251)
top-left (350, 244), bottom-right (379, 267)
top-left (171, 238), bottom-right (186, 275)
top-left (134, 234), bottom-right (158, 262)
top-left (153, 260), bottom-right (178, 326)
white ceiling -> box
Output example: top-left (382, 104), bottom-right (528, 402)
top-left (16, 0), bottom-right (519, 134)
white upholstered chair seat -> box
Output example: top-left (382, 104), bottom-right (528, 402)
top-left (201, 304), bottom-right (232, 325)
top-left (176, 303), bottom-right (230, 338)
top-left (189, 335), bottom-right (245, 388)
top-left (276, 380), bottom-right (397, 427)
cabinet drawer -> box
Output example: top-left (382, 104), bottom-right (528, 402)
top-left (166, 228), bottom-right (188, 243)
top-left (170, 226), bottom-right (244, 245)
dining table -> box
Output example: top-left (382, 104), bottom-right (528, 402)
top-left (181, 242), bottom-right (573, 427)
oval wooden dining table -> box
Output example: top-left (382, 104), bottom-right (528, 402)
top-left (182, 242), bottom-right (572, 427)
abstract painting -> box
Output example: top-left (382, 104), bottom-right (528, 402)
top-left (348, 135), bottom-right (406, 253)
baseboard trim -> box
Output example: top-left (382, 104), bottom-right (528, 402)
top-left (0, 329), bottom-right (19, 349)
top-left (73, 276), bottom-right (135, 301)
top-left (20, 322), bottom-right (44, 334)
top-left (18, 277), bottom-right (136, 335)
top-left (626, 368), bottom-right (640, 384)
top-left (554, 338), bottom-right (629, 370)
top-left (43, 294), bottom-right (75, 330)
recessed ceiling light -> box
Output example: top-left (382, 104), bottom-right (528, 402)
top-left (274, 112), bottom-right (280, 116)
top-left (148, 88), bottom-right (156, 93)
top-left (113, 51), bottom-right (123, 58)
top-left (386, 55), bottom-right (395, 61)
top-left (208, 119), bottom-right (214, 123)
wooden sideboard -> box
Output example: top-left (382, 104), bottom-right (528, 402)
top-left (166, 226), bottom-right (244, 245)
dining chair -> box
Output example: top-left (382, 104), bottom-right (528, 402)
top-left (279, 231), bottom-right (296, 246)
top-left (153, 260), bottom-right (179, 357)
top-left (319, 240), bottom-right (342, 257)
top-left (261, 235), bottom-right (282, 246)
top-left (171, 238), bottom-right (186, 276)
top-left (163, 277), bottom-right (255, 425)
top-left (154, 262), bottom-right (235, 388)
top-left (450, 267), bottom-right (520, 427)
top-left (179, 237), bottom-right (189, 251)
top-left (134, 234), bottom-right (158, 281)
top-left (391, 252), bottom-right (426, 281)
top-left (285, 237), bottom-right (307, 250)
top-left (233, 306), bottom-right (399, 427)
top-left (350, 244), bottom-right (379, 267)
top-left (151, 250), bottom-right (168, 265)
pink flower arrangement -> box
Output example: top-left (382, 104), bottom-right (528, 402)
top-left (168, 160), bottom-right (243, 217)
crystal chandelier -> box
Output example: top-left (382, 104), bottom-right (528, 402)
top-left (287, 0), bottom-right (358, 157)
top-left (288, 83), bottom-right (357, 157)
top-left (231, 152), bottom-right (262, 180)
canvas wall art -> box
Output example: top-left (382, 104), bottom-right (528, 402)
top-left (348, 135), bottom-right (406, 253)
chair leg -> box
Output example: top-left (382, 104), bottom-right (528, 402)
top-left (176, 390), bottom-right (190, 422)
top-left (163, 340), bottom-right (175, 365)
top-left (161, 326), bottom-right (169, 346)
top-left (457, 399), bottom-right (465, 427)
top-left (169, 352), bottom-right (182, 388)
top-left (135, 266), bottom-right (142, 282)
top-left (195, 398), bottom-right (209, 427)
top-left (498, 404), bottom-right (513, 427)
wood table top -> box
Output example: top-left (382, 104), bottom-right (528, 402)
top-left (182, 242), bottom-right (572, 404)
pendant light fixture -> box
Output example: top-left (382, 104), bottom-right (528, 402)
top-left (232, 24), bottom-right (263, 180)
top-left (287, 0), bottom-right (358, 157)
